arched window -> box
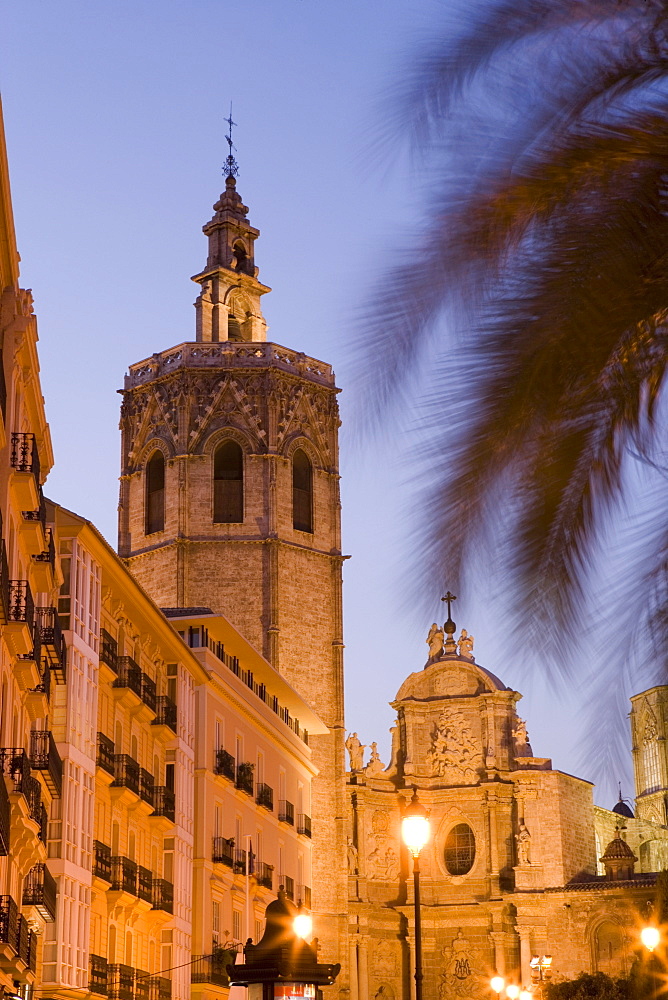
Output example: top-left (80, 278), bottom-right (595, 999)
top-left (214, 441), bottom-right (243, 523)
top-left (146, 451), bottom-right (165, 534)
top-left (444, 823), bottom-right (476, 876)
top-left (227, 313), bottom-right (242, 341)
top-left (292, 449), bottom-right (313, 532)
top-left (233, 241), bottom-right (248, 273)
top-left (642, 722), bottom-right (662, 792)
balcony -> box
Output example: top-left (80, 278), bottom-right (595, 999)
top-left (36, 608), bottom-right (66, 683)
top-left (151, 878), bottom-right (173, 914)
top-left (96, 733), bottom-right (115, 778)
top-left (0, 895), bottom-right (19, 954)
top-left (10, 433), bottom-right (40, 511)
top-left (22, 489), bottom-right (46, 552)
top-left (0, 774), bottom-right (9, 855)
top-left (214, 748), bottom-right (235, 781)
top-left (236, 761), bottom-right (254, 796)
top-left (114, 656), bottom-right (143, 697)
top-left (0, 750), bottom-right (44, 833)
top-left (297, 884), bottom-right (312, 908)
top-left (22, 862), bottom-right (57, 921)
top-left (0, 540), bottom-right (9, 626)
top-left (148, 977), bottom-right (171, 1000)
top-left (112, 755), bottom-right (140, 797)
top-left (140, 673), bottom-right (156, 714)
top-left (31, 527), bottom-right (55, 591)
top-left (99, 628), bottom-right (118, 674)
top-left (297, 813), bottom-right (312, 838)
top-left (212, 836), bottom-right (234, 868)
top-left (256, 782), bottom-right (273, 811)
top-left (89, 954), bottom-right (108, 995)
top-left (6, 581), bottom-right (35, 657)
top-left (139, 768), bottom-right (155, 808)
top-left (278, 800), bottom-right (294, 825)
top-left (255, 861), bottom-right (273, 890)
top-left (191, 953), bottom-right (232, 989)
top-left (152, 695), bottom-right (177, 734)
top-left (93, 841), bottom-right (112, 883)
top-left (108, 964), bottom-right (134, 1000)
top-left (282, 875), bottom-right (295, 901)
top-left (151, 786), bottom-right (175, 824)
top-left (137, 865), bottom-right (153, 904)
top-left (110, 856), bottom-right (138, 896)
top-left (16, 625), bottom-right (42, 696)
top-left (29, 731), bottom-right (63, 797)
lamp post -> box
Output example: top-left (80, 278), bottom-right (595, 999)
top-left (401, 787), bottom-right (430, 1000)
top-left (228, 887), bottom-right (340, 999)
top-left (530, 954), bottom-right (552, 998)
top-left (641, 925), bottom-right (661, 1000)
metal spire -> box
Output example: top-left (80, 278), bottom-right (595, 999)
top-left (224, 103), bottom-right (239, 179)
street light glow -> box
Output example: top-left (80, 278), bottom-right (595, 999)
top-left (401, 788), bottom-right (430, 857)
top-left (641, 926), bottom-right (661, 953)
top-left (293, 913), bottom-right (313, 940)
top-left (505, 986), bottom-right (520, 999)
top-left (490, 975), bottom-right (505, 994)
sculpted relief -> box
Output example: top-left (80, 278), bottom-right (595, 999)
top-left (427, 708), bottom-right (481, 783)
top-left (439, 930), bottom-right (485, 999)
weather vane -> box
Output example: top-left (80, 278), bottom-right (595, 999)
top-left (224, 103), bottom-right (239, 179)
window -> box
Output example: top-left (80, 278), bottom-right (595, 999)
top-left (214, 441), bottom-right (243, 523)
top-left (232, 911), bottom-right (242, 942)
top-left (444, 823), bottom-right (475, 876)
top-left (643, 726), bottom-right (662, 793)
top-left (146, 451), bottom-right (165, 534)
top-left (292, 449), bottom-right (313, 532)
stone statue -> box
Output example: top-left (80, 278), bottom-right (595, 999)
top-left (427, 622), bottom-right (444, 660)
top-left (345, 732), bottom-right (366, 771)
top-left (346, 837), bottom-right (359, 874)
top-left (516, 822), bottom-right (531, 865)
top-left (512, 718), bottom-right (529, 748)
top-left (366, 741), bottom-right (384, 775)
top-left (457, 629), bottom-right (474, 659)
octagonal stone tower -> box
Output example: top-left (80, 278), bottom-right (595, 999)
top-left (117, 172), bottom-right (347, 982)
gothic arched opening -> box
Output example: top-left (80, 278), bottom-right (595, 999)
top-left (292, 449), bottom-right (313, 533)
top-left (145, 451), bottom-right (165, 534)
top-left (213, 440), bottom-right (244, 523)
top-left (594, 920), bottom-right (627, 977)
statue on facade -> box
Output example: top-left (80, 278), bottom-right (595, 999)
top-left (345, 732), bottom-right (366, 771)
top-left (457, 629), bottom-right (474, 659)
top-left (427, 622), bottom-right (444, 660)
top-left (346, 837), bottom-right (359, 874)
top-left (366, 741), bottom-right (384, 775)
top-left (516, 822), bottom-right (532, 865)
top-left (512, 717), bottom-right (532, 756)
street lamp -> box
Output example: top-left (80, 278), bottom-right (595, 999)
top-left (490, 975), bottom-right (505, 995)
top-left (641, 925), bottom-right (661, 1000)
top-left (505, 985), bottom-right (520, 999)
top-left (530, 954), bottom-right (552, 997)
top-left (401, 787), bottom-right (430, 1000)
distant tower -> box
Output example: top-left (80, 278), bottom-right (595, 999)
top-left (117, 158), bottom-right (348, 979)
top-left (630, 686), bottom-right (668, 824)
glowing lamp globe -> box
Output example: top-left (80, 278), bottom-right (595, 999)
top-left (505, 986), bottom-right (520, 999)
top-left (401, 788), bottom-right (430, 857)
top-left (293, 913), bottom-right (313, 940)
top-left (641, 926), bottom-right (661, 952)
top-left (519, 991), bottom-right (533, 1000)
top-left (490, 976), bottom-right (505, 994)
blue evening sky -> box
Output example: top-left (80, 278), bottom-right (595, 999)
top-left (0, 0), bottom-right (629, 805)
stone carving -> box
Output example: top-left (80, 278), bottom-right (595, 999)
top-left (512, 717), bottom-right (533, 756)
top-left (373, 941), bottom-right (397, 975)
top-left (457, 629), bottom-right (474, 659)
top-left (439, 929), bottom-right (483, 998)
top-left (347, 837), bottom-right (359, 875)
top-left (367, 844), bottom-right (400, 881)
top-left (371, 810), bottom-right (389, 835)
top-left (516, 822), bottom-right (532, 865)
top-left (366, 742), bottom-right (384, 775)
top-left (427, 623), bottom-right (444, 660)
top-left (345, 733), bottom-right (365, 771)
top-left (427, 708), bottom-right (481, 783)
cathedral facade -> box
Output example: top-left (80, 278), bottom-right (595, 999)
top-left (346, 618), bottom-right (668, 999)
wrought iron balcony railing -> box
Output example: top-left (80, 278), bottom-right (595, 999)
top-left (30, 730), bottom-right (63, 797)
top-left (212, 836), bottom-right (234, 868)
top-left (9, 579), bottom-right (34, 628)
top-left (96, 732), bottom-right (115, 776)
top-left (23, 488), bottom-right (46, 530)
top-left (0, 539), bottom-right (9, 626)
top-left (283, 875), bottom-right (295, 901)
top-left (114, 657), bottom-right (142, 698)
top-left (234, 848), bottom-right (248, 875)
top-left (22, 862), bottom-right (57, 921)
top-left (236, 761), bottom-right (254, 796)
top-left (112, 755), bottom-right (140, 796)
top-left (255, 861), bottom-right (273, 890)
top-left (151, 878), bottom-right (174, 914)
top-left (99, 628), bottom-right (118, 673)
top-left (110, 856), bottom-right (138, 896)
top-left (93, 841), bottom-right (112, 882)
top-left (214, 748), bottom-right (235, 781)
top-left (152, 695), bottom-right (177, 732)
top-left (0, 774), bottom-right (9, 856)
top-left (107, 964), bottom-right (134, 1000)
top-left (11, 432), bottom-right (40, 481)
top-left (297, 813), bottom-right (312, 838)
top-left (140, 673), bottom-right (156, 713)
top-left (278, 799), bottom-right (294, 825)
top-left (36, 607), bottom-right (66, 682)
top-left (137, 865), bottom-right (153, 903)
top-left (89, 954), bottom-right (108, 995)
top-left (191, 953), bottom-right (233, 989)
top-left (148, 977), bottom-right (171, 1000)
top-left (139, 768), bottom-right (155, 807)
top-left (33, 526), bottom-right (55, 570)
top-left (151, 786), bottom-right (175, 823)
top-left (297, 884), bottom-right (312, 908)
top-left (256, 782), bottom-right (273, 811)
top-left (0, 894), bottom-right (19, 953)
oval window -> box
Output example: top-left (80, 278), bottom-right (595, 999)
top-left (444, 823), bottom-right (475, 875)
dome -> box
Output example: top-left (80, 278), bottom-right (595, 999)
top-left (600, 830), bottom-right (637, 861)
top-left (612, 798), bottom-right (634, 819)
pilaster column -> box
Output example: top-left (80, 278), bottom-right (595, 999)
top-left (349, 939), bottom-right (359, 1000)
top-left (358, 936), bottom-right (369, 1000)
top-left (518, 927), bottom-right (532, 988)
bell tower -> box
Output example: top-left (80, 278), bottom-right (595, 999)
top-left (118, 161), bottom-right (348, 980)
